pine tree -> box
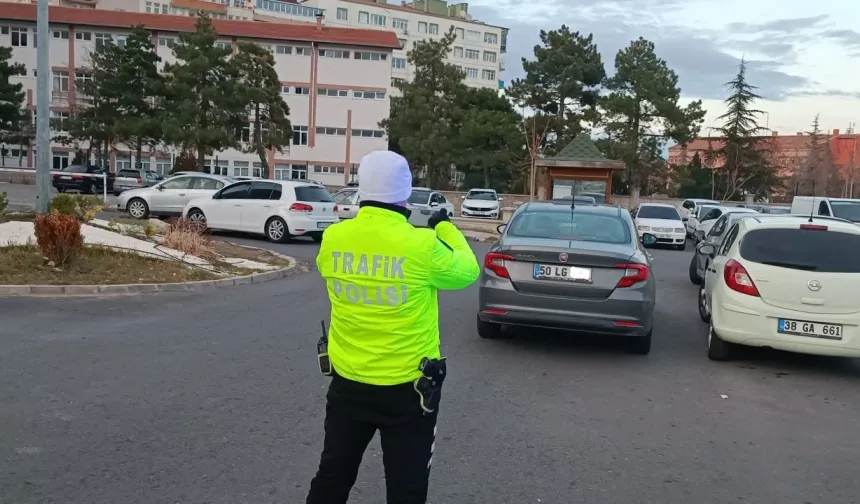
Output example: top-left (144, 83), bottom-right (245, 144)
top-left (233, 41), bottom-right (291, 178)
top-left (798, 114), bottom-right (834, 196)
top-left (162, 13), bottom-right (244, 171)
top-left (711, 59), bottom-right (775, 200)
top-left (0, 46), bottom-right (27, 158)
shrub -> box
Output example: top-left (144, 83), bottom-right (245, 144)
top-left (162, 217), bottom-right (212, 258)
top-left (33, 212), bottom-right (84, 266)
top-left (0, 191), bottom-right (7, 214)
top-left (48, 194), bottom-right (104, 222)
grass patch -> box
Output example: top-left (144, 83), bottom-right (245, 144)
top-left (0, 245), bottom-right (217, 285)
top-left (0, 212), bottom-right (37, 223)
top-left (210, 241), bottom-right (291, 267)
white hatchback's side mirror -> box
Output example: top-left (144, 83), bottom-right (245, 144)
top-left (461, 195), bottom-right (465, 199)
top-left (498, 198), bottom-right (503, 202)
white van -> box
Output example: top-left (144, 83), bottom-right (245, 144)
top-left (790, 197), bottom-right (860, 223)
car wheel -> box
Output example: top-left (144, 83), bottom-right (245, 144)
top-left (186, 208), bottom-right (207, 232)
top-left (674, 242), bottom-right (686, 251)
top-left (626, 329), bottom-right (652, 355)
top-left (265, 217), bottom-right (290, 243)
top-left (688, 255), bottom-right (702, 285)
top-left (312, 234), bottom-right (323, 243)
top-left (707, 319), bottom-right (735, 361)
top-left (86, 182), bottom-right (97, 194)
top-left (57, 187), bottom-right (65, 193)
top-left (127, 198), bottom-right (149, 219)
top-left (476, 314), bottom-right (502, 339)
top-left (698, 284), bottom-right (711, 323)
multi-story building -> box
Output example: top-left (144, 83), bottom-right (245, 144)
top-left (0, 4), bottom-right (399, 185)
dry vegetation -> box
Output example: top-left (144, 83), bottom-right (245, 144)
top-left (0, 245), bottom-right (216, 285)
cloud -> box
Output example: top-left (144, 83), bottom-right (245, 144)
top-left (821, 29), bottom-right (860, 49)
top-left (468, 3), bottom-right (809, 102)
top-left (789, 90), bottom-right (860, 99)
top-left (725, 15), bottom-right (828, 34)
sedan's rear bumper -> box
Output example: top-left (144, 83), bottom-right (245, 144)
top-left (478, 283), bottom-right (654, 337)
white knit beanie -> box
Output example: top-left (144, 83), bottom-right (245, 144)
top-left (357, 150), bottom-right (413, 204)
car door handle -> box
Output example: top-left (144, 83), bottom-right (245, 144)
top-left (262, 205), bottom-right (271, 208)
top-left (178, 193), bottom-right (185, 196)
top-left (233, 204), bottom-right (241, 207)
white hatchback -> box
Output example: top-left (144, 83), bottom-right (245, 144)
top-left (698, 215), bottom-right (860, 360)
top-left (182, 180), bottom-right (338, 242)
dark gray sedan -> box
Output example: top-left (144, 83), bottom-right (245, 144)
top-left (477, 200), bottom-right (658, 354)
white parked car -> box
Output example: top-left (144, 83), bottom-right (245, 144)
top-left (406, 188), bottom-right (456, 227)
top-left (183, 180), bottom-right (338, 243)
top-left (695, 207), bottom-right (758, 242)
top-left (790, 196), bottom-right (860, 223)
top-left (631, 203), bottom-right (686, 250)
top-left (332, 187), bottom-right (360, 219)
top-left (460, 188), bottom-right (501, 219)
top-left (697, 215), bottom-right (860, 360)
top-left (116, 173), bottom-right (235, 219)
top-left (685, 204), bottom-right (721, 237)
top-left (680, 198), bottom-right (720, 222)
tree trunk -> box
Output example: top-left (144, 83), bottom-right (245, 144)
top-left (254, 103), bottom-right (268, 178)
top-left (483, 165), bottom-right (490, 188)
top-left (136, 138), bottom-right (143, 171)
top-left (196, 143), bottom-right (205, 171)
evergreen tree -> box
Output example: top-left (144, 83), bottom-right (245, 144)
top-left (110, 26), bottom-right (165, 169)
top-left (162, 13), bottom-right (244, 171)
top-left (381, 28), bottom-right (467, 188)
top-left (710, 59), bottom-right (775, 200)
top-left (601, 37), bottom-right (705, 201)
top-left (507, 26), bottom-right (605, 153)
top-left (233, 41), bottom-right (292, 178)
top-left (797, 114), bottom-right (834, 197)
top-left (0, 46), bottom-right (27, 156)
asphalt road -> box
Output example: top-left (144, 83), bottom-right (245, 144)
top-left (3, 228), bottom-right (860, 503)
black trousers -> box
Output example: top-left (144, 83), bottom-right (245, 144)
top-left (306, 373), bottom-right (440, 504)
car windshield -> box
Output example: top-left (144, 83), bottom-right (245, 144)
top-left (740, 228), bottom-right (860, 273)
top-left (295, 185), bottom-right (333, 202)
top-left (466, 191), bottom-right (497, 201)
top-left (829, 201), bottom-right (860, 222)
top-left (408, 191), bottom-right (431, 205)
top-left (767, 207), bottom-right (790, 214)
top-left (580, 192), bottom-right (605, 204)
top-left (637, 206), bottom-right (680, 220)
top-left (698, 205), bottom-right (718, 218)
top-left (507, 210), bottom-right (631, 244)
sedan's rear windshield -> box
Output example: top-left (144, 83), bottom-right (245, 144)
top-left (740, 228), bottom-right (860, 273)
top-left (295, 185), bottom-right (333, 202)
top-left (507, 210), bottom-right (631, 244)
top-left (637, 206), bottom-right (680, 220)
top-left (64, 165), bottom-right (89, 173)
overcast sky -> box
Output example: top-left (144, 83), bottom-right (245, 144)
top-left (467, 0), bottom-right (860, 137)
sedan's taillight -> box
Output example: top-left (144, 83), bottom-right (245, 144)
top-left (136, 177), bottom-right (142, 183)
top-left (333, 204), bottom-right (338, 213)
top-left (484, 252), bottom-right (514, 279)
top-left (723, 259), bottom-right (759, 297)
top-left (289, 202), bottom-right (313, 212)
top-left (614, 263), bottom-right (648, 288)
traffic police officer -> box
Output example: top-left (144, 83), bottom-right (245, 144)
top-left (306, 150), bottom-right (481, 504)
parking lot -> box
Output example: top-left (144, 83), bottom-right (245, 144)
top-left (2, 235), bottom-right (859, 503)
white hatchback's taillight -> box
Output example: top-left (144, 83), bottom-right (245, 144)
top-left (289, 202), bottom-right (313, 212)
top-left (724, 259), bottom-right (759, 297)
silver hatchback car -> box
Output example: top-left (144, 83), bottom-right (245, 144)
top-left (477, 201), bottom-right (658, 354)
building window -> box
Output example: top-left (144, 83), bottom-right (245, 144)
top-left (466, 30), bottom-right (480, 41)
top-left (353, 90), bottom-right (385, 99)
top-left (52, 71), bottom-right (69, 92)
top-left (455, 28), bottom-right (464, 39)
top-left (274, 163), bottom-right (290, 180)
top-left (351, 129), bottom-right (385, 138)
top-left (483, 51), bottom-right (497, 63)
top-left (294, 86), bottom-right (310, 95)
top-left (157, 37), bottom-right (175, 48)
top-left (428, 23), bottom-right (438, 35)
top-left (280, 85), bottom-right (291, 94)
top-left (315, 127), bottom-right (347, 136)
top-left (319, 49), bottom-right (349, 58)
top-left (94, 33), bottom-right (112, 51)
top-left (319, 88), bottom-right (349, 97)
top-left (155, 159), bottom-right (171, 175)
top-left (212, 160), bottom-right (228, 176)
top-left (11, 65), bottom-right (26, 77)
top-left (465, 49), bottom-right (479, 60)
top-left (52, 30), bottom-right (69, 40)
top-left (116, 36), bottom-right (127, 49)
top-left (453, 47), bottom-right (463, 59)
top-left (313, 165), bottom-right (345, 174)
top-left (232, 161), bottom-right (250, 177)
top-left (358, 11), bottom-right (386, 26)
top-left (465, 67), bottom-right (478, 79)
top-left (484, 32), bottom-right (498, 44)
top-left (391, 77), bottom-right (406, 86)
top-left (252, 162), bottom-right (263, 178)
top-left (276, 45), bottom-right (291, 54)
top-left (294, 47), bottom-right (310, 56)
top-left (418, 21), bottom-right (427, 33)
top-left (51, 111), bottom-right (70, 131)
top-left (482, 69), bottom-right (496, 81)
top-left (239, 123), bottom-right (251, 143)
top-left (354, 51), bottom-right (386, 61)
top-left (293, 125), bottom-right (308, 146)
top-left (10, 28), bottom-right (28, 47)
top-left (392, 18), bottom-right (407, 30)
top-left (215, 41), bottom-right (229, 50)
top-left (75, 31), bottom-right (91, 41)
top-left (336, 7), bottom-right (348, 20)
top-left (392, 57), bottom-right (407, 69)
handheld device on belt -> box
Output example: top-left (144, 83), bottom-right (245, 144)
top-left (317, 320), bottom-right (333, 376)
top-left (413, 356), bottom-right (446, 415)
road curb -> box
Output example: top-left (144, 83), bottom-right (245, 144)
top-left (0, 247), bottom-right (301, 298)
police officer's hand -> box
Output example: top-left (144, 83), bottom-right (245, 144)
top-left (428, 208), bottom-right (450, 229)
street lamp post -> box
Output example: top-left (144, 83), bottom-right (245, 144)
top-left (35, 0), bottom-right (51, 213)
